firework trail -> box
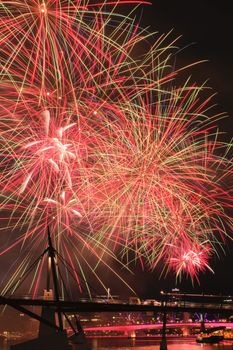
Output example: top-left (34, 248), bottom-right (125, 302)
top-left (0, 0), bottom-right (233, 294)
top-left (91, 87), bottom-right (233, 280)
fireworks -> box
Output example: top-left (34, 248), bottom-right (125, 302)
top-left (0, 0), bottom-right (233, 293)
top-left (168, 242), bottom-right (214, 282)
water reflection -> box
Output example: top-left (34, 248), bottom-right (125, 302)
top-left (100, 347), bottom-right (233, 350)
top-left (87, 338), bottom-right (233, 350)
top-left (2, 338), bottom-right (233, 350)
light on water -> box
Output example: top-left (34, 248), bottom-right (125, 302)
top-left (2, 337), bottom-right (233, 350)
top-left (88, 338), bottom-right (233, 350)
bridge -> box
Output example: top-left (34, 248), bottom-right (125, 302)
top-left (2, 295), bottom-right (233, 350)
top-left (1, 229), bottom-right (233, 350)
top-left (84, 322), bottom-right (233, 333)
top-left (1, 294), bottom-right (233, 340)
top-left (1, 295), bottom-right (233, 315)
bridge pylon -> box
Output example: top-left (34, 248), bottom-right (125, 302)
top-left (160, 311), bottom-right (167, 350)
top-left (200, 313), bottom-right (206, 333)
top-left (7, 226), bottom-right (91, 350)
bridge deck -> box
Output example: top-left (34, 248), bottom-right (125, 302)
top-left (1, 296), bottom-right (233, 315)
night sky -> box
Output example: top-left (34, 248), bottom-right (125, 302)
top-left (128, 0), bottom-right (233, 297)
top-left (88, 0), bottom-right (233, 299)
top-left (142, 1), bottom-right (233, 133)
top-left (0, 1), bottom-right (233, 301)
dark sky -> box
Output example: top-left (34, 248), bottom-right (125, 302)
top-left (141, 0), bottom-right (233, 132)
top-left (0, 1), bottom-right (232, 301)
top-left (98, 1), bottom-right (233, 299)
top-left (126, 0), bottom-right (233, 297)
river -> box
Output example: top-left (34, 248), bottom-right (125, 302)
top-left (1, 337), bottom-right (233, 350)
top-left (88, 337), bottom-right (233, 349)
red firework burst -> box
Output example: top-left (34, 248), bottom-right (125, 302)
top-left (0, 0), bottom-right (233, 293)
top-left (168, 241), bottom-right (214, 282)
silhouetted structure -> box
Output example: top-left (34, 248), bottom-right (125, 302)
top-left (9, 227), bottom-right (87, 350)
